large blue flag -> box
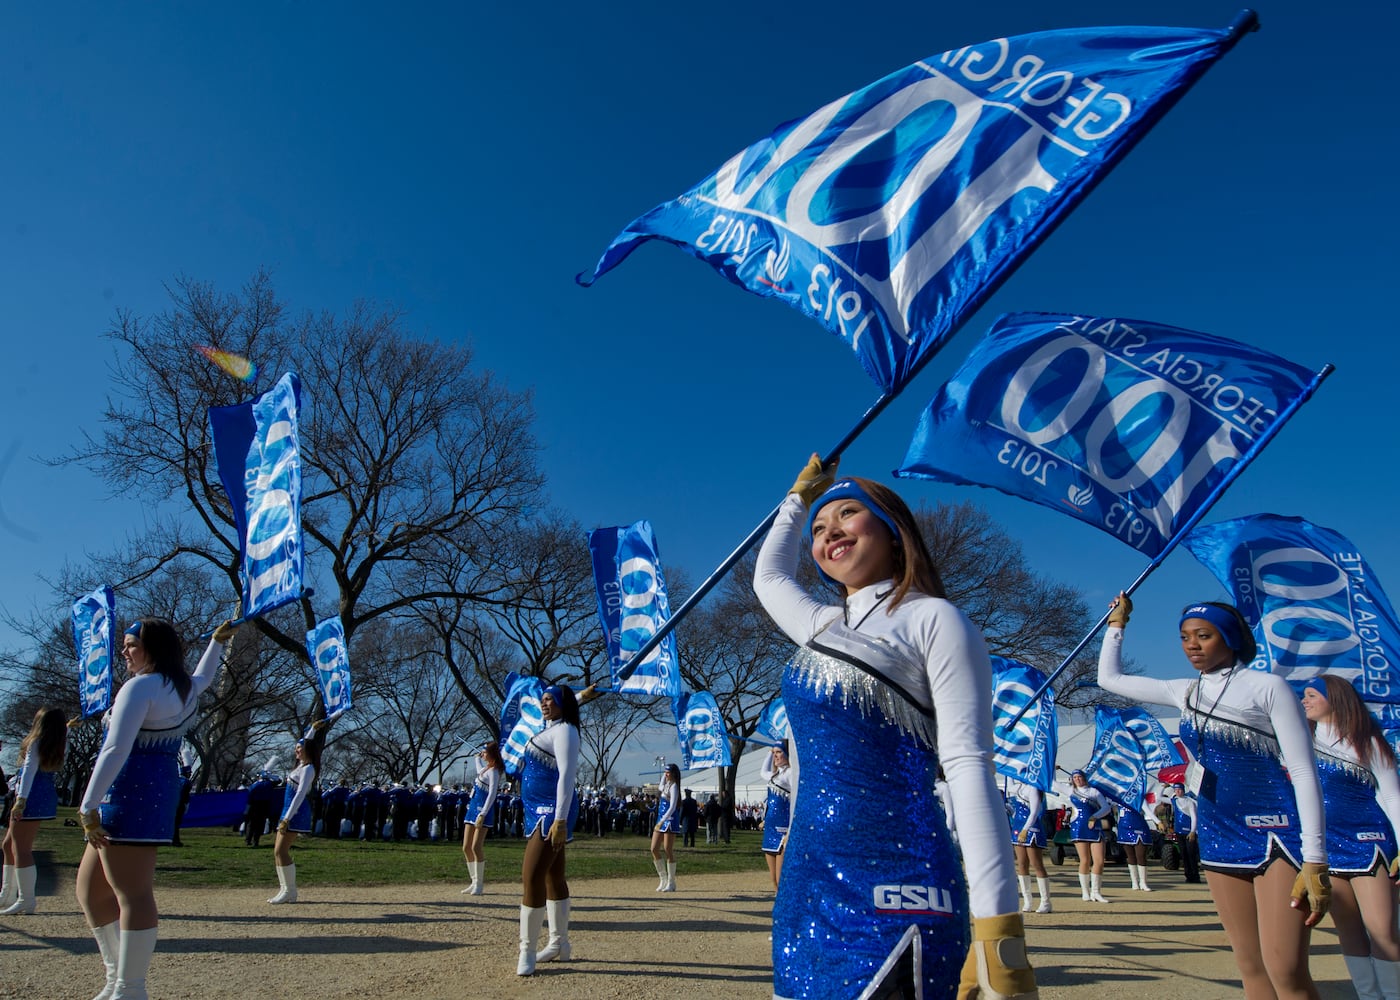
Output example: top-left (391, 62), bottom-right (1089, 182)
top-left (753, 696), bottom-right (791, 747)
top-left (1185, 515), bottom-right (1400, 723)
top-left (587, 521), bottom-right (681, 698)
top-left (498, 672), bottom-right (546, 777)
top-left (671, 691), bottom-right (732, 770)
top-left (306, 616), bottom-right (353, 719)
top-left (581, 23), bottom-right (1250, 393)
top-left (991, 657), bottom-right (1057, 791)
top-left (209, 372), bottom-right (305, 617)
top-left (898, 313), bottom-right (1315, 556)
top-left (1115, 706), bottom-right (1184, 772)
top-left (72, 585), bottom-right (115, 719)
top-left (1084, 707), bottom-right (1149, 811)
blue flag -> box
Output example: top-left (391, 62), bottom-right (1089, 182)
top-left (72, 585), bottom-right (115, 719)
top-left (306, 616), bottom-right (353, 718)
top-left (753, 696), bottom-right (791, 747)
top-left (209, 372), bottom-right (305, 617)
top-left (1115, 706), bottom-right (1184, 772)
top-left (991, 657), bottom-right (1057, 791)
top-left (1185, 515), bottom-right (1400, 722)
top-left (587, 521), bottom-right (681, 698)
top-left (672, 690), bottom-right (732, 770)
top-left (498, 672), bottom-right (546, 777)
top-left (1084, 707), bottom-right (1149, 811)
top-left (582, 24), bottom-right (1248, 393)
top-left (898, 313), bottom-right (1315, 556)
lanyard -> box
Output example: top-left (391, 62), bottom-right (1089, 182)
top-left (845, 588), bottom-right (893, 631)
top-left (1189, 666), bottom-right (1237, 759)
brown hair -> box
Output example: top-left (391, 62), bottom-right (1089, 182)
top-left (19, 707), bottom-right (67, 771)
top-left (480, 740), bottom-right (504, 771)
top-left (843, 477), bottom-right (946, 608)
top-left (1310, 674), bottom-right (1396, 771)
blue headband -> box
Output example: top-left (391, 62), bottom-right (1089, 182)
top-left (1180, 604), bottom-right (1244, 652)
top-left (125, 622), bottom-right (143, 638)
top-left (543, 685), bottom-right (567, 703)
top-left (807, 480), bottom-right (901, 587)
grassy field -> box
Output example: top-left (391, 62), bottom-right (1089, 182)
top-left (31, 807), bottom-right (769, 889)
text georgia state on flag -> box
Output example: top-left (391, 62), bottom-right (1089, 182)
top-left (991, 657), bottom-right (1057, 792)
top-left (581, 23), bottom-right (1245, 393)
top-left (897, 313), bottom-right (1315, 557)
top-left (306, 616), bottom-right (353, 719)
top-left (671, 691), bottom-right (732, 770)
top-left (208, 371), bottom-right (305, 618)
top-left (1185, 514), bottom-right (1400, 726)
top-left (72, 584), bottom-right (116, 719)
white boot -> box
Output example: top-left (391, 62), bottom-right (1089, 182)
top-left (1345, 955), bottom-right (1384, 1000)
top-left (663, 860), bottom-right (677, 892)
top-left (462, 861), bottom-right (482, 895)
top-left (536, 897), bottom-right (572, 962)
top-left (1035, 876), bottom-right (1052, 913)
top-left (1137, 864), bottom-right (1152, 892)
top-left (1018, 874), bottom-right (1034, 912)
top-left (1373, 958), bottom-right (1400, 1000)
top-left (0, 865), bottom-right (36, 914)
top-left (1127, 864), bottom-right (1140, 890)
top-left (90, 921), bottom-right (120, 1000)
top-left (516, 905), bottom-right (545, 975)
top-left (114, 926), bottom-right (157, 1000)
top-left (0, 863), bottom-right (17, 909)
top-left (268, 864), bottom-right (297, 904)
top-left (653, 856), bottom-right (667, 891)
top-left (1090, 873), bottom-right (1110, 903)
top-left (1078, 873), bottom-right (1091, 901)
top-left (472, 860), bottom-right (484, 895)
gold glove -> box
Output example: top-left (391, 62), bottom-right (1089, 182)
top-left (1015, 829), bottom-right (1028, 845)
top-left (277, 819), bottom-right (290, 834)
top-left (10, 797), bottom-right (25, 822)
top-left (80, 809), bottom-right (110, 844)
top-left (789, 453), bottom-right (838, 507)
top-left (1390, 854), bottom-right (1399, 881)
top-left (957, 913), bottom-right (1038, 1000)
top-left (577, 684), bottom-right (602, 706)
top-left (547, 819), bottom-right (568, 850)
top-left (1290, 861), bottom-right (1331, 924)
top-left (1107, 592), bottom-right (1132, 628)
top-left (212, 619), bottom-right (240, 643)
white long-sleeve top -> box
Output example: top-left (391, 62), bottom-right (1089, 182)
top-left (1313, 719), bottom-right (1400, 841)
top-left (81, 637), bottom-right (226, 813)
top-left (281, 762), bottom-right (316, 822)
top-left (656, 777), bottom-right (680, 827)
top-left (1053, 780), bottom-right (1111, 825)
top-left (1097, 625), bottom-right (1326, 864)
top-left (15, 744), bottom-right (43, 800)
top-left (760, 752), bottom-right (794, 796)
top-left (754, 493), bottom-right (1018, 918)
top-left (1007, 779), bottom-right (1045, 841)
top-left (529, 719), bottom-right (579, 823)
top-left (472, 760), bottom-right (501, 823)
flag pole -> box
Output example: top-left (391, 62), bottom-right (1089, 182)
top-left (1005, 362), bottom-right (1333, 728)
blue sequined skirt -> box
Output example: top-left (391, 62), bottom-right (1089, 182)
top-left (522, 751), bottom-right (579, 841)
top-left (1116, 809), bottom-right (1150, 846)
top-left (467, 784), bottom-right (497, 826)
top-left (20, 771), bottom-right (58, 820)
top-left (1318, 756), bottom-right (1397, 874)
top-left (763, 787), bottom-right (791, 854)
top-left (774, 643), bottom-right (968, 999)
top-left (100, 742), bottom-right (180, 844)
top-left (282, 785), bottom-right (313, 834)
top-left (1009, 798), bottom-right (1047, 848)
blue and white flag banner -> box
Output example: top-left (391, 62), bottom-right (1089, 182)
top-left (209, 372), bottom-right (305, 617)
top-left (1185, 514), bottom-right (1400, 723)
top-left (1085, 707), bottom-right (1148, 811)
top-left (582, 24), bottom-right (1247, 393)
top-left (72, 585), bottom-right (115, 719)
top-left (990, 657), bottom-right (1057, 791)
top-left (306, 616), bottom-right (353, 718)
top-left (587, 520), bottom-right (681, 698)
top-left (1114, 706), bottom-right (1184, 772)
top-left (671, 691), bottom-right (732, 770)
top-left (753, 696), bottom-right (791, 746)
top-left (898, 313), bottom-right (1314, 556)
top-left (498, 673), bottom-right (546, 777)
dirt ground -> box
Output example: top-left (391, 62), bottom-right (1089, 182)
top-left (0, 867), bottom-right (1364, 999)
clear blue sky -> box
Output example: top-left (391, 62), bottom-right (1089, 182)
top-left (2, 3), bottom-right (1395, 782)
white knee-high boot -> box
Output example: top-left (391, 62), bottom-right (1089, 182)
top-left (473, 860), bottom-right (484, 894)
top-left (114, 926), bottom-right (158, 1000)
top-left (537, 898), bottom-right (572, 962)
top-left (1078, 873), bottom-right (1091, 900)
top-left (0, 863), bottom-right (17, 908)
top-left (517, 905), bottom-right (545, 975)
top-left (268, 864), bottom-right (297, 904)
top-left (664, 860), bottom-right (677, 892)
top-left (0, 865), bottom-right (36, 914)
top-left (1373, 958), bottom-right (1400, 1000)
top-left (1018, 874), bottom-right (1033, 911)
top-left (1035, 876), bottom-right (1052, 913)
top-left (653, 856), bottom-right (667, 891)
top-left (1089, 873), bottom-right (1109, 903)
top-left (1137, 864), bottom-right (1152, 892)
top-left (1126, 865), bottom-right (1140, 890)
top-left (1345, 955), bottom-right (1384, 1000)
top-left (90, 921), bottom-right (120, 1000)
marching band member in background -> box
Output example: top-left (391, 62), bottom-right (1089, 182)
top-left (0, 707), bottom-right (67, 915)
top-left (650, 763), bottom-right (681, 892)
top-left (462, 740), bottom-right (504, 896)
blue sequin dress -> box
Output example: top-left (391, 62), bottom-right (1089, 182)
top-left (1312, 723), bottom-right (1400, 875)
top-left (773, 623), bottom-right (968, 1000)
